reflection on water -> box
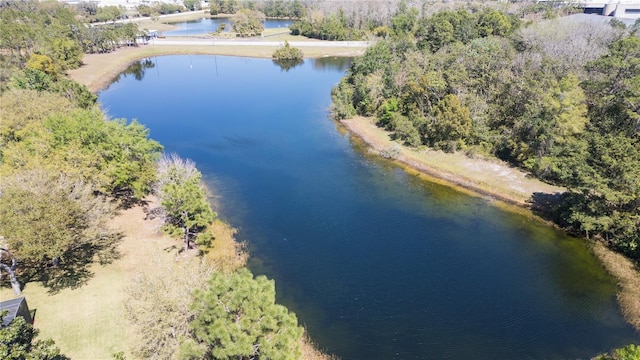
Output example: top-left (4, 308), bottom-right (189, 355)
top-left (98, 55), bottom-right (639, 360)
top-left (112, 58), bottom-right (156, 83)
top-left (310, 56), bottom-right (353, 72)
top-left (272, 58), bottom-right (304, 72)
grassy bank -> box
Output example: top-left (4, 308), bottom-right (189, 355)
top-left (340, 116), bottom-right (565, 207)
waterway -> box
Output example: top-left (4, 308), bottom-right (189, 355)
top-left (98, 55), bottom-right (638, 359)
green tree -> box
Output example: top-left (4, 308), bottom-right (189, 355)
top-left (1, 107), bottom-right (160, 198)
top-left (0, 314), bottom-right (68, 360)
top-left (593, 343), bottom-right (640, 360)
top-left (416, 12), bottom-right (455, 52)
top-left (26, 54), bottom-right (55, 75)
top-left (478, 8), bottom-right (512, 37)
top-left (156, 154), bottom-right (216, 252)
top-left (272, 41), bottom-right (303, 61)
top-left (184, 0), bottom-right (201, 11)
top-left (49, 38), bottom-right (83, 70)
top-left (416, 9), bottom-right (479, 52)
top-left (95, 5), bottom-right (121, 22)
top-left (0, 89), bottom-right (75, 152)
top-left (179, 268), bottom-right (303, 360)
top-left (232, 9), bottom-right (265, 37)
top-left (427, 94), bottom-right (472, 151)
top-left (271, 41), bottom-right (304, 70)
top-left (390, 1), bottom-right (418, 36)
top-left (0, 170), bottom-right (118, 290)
top-left (10, 68), bottom-right (97, 108)
top-left (583, 36), bottom-right (640, 138)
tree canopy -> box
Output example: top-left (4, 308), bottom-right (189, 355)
top-left (0, 314), bottom-right (68, 360)
top-left (180, 268), bottom-right (303, 360)
top-left (156, 154), bottom-right (216, 252)
top-left (232, 9), bottom-right (265, 37)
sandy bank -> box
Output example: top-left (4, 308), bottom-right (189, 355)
top-left (341, 116), bottom-right (564, 207)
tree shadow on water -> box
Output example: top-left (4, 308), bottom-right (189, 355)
top-left (528, 191), bottom-right (578, 230)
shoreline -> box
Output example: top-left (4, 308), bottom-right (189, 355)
top-left (340, 116), bottom-right (564, 208)
top-left (67, 45), bottom-right (640, 335)
top-left (67, 40), bottom-right (365, 93)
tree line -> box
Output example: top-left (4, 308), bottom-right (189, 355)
top-left (332, 4), bottom-right (640, 262)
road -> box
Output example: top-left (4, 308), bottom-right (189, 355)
top-left (151, 38), bottom-right (371, 48)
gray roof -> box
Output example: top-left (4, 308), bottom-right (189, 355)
top-left (0, 297), bottom-right (31, 327)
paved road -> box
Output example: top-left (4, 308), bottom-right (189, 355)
top-left (151, 38), bottom-right (371, 48)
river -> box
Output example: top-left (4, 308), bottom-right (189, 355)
top-left (98, 55), bottom-right (638, 359)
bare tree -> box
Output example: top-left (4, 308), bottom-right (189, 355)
top-left (0, 247), bottom-right (21, 295)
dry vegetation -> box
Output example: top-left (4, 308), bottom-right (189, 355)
top-left (1, 196), bottom-right (335, 358)
top-left (592, 242), bottom-right (640, 331)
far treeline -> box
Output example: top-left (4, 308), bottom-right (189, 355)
top-left (331, 4), bottom-right (640, 265)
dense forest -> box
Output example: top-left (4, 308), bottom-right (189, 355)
top-left (331, 5), bottom-right (640, 264)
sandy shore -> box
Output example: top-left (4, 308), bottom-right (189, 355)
top-left (341, 116), bottom-right (564, 207)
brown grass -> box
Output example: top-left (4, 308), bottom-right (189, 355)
top-left (301, 331), bottom-right (339, 360)
top-left (203, 218), bottom-right (247, 273)
top-left (592, 242), bottom-right (640, 331)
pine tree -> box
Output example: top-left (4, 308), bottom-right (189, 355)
top-left (180, 268), bottom-right (303, 360)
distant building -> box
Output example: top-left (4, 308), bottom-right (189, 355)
top-left (0, 297), bottom-right (33, 327)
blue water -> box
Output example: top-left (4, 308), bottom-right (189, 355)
top-left (98, 55), bottom-right (638, 359)
top-left (161, 17), bottom-right (293, 36)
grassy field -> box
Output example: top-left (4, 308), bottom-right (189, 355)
top-left (1, 200), bottom-right (176, 359)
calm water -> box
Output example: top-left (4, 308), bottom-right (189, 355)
top-left (99, 55), bottom-right (638, 359)
top-left (162, 17), bottom-right (293, 36)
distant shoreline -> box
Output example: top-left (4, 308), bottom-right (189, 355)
top-left (67, 40), bottom-right (365, 93)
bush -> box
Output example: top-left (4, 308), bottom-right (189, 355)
top-left (272, 41), bottom-right (303, 61)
